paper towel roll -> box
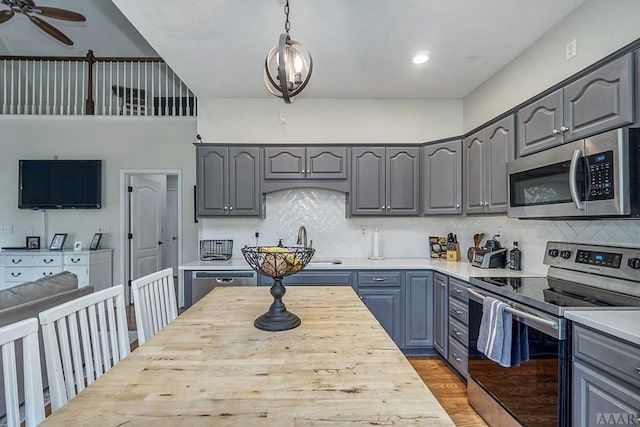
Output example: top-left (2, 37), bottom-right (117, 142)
top-left (372, 228), bottom-right (380, 258)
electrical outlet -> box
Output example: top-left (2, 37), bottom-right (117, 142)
top-left (566, 39), bottom-right (577, 60)
top-left (98, 226), bottom-right (110, 233)
top-left (361, 227), bottom-right (367, 236)
top-left (0, 224), bottom-right (12, 234)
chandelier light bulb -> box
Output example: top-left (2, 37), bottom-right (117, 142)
top-left (412, 53), bottom-right (430, 64)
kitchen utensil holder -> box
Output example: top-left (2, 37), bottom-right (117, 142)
top-left (447, 243), bottom-right (461, 261)
top-left (200, 240), bottom-right (233, 261)
top-left (241, 246), bottom-right (315, 331)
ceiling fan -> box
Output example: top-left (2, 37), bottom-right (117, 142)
top-left (0, 0), bottom-right (85, 46)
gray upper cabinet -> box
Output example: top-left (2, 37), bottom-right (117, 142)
top-left (517, 53), bottom-right (634, 157)
top-left (264, 146), bottom-right (348, 180)
top-left (196, 145), bottom-right (261, 217)
top-left (351, 146), bottom-right (419, 216)
top-left (422, 140), bottom-right (462, 215)
top-left (464, 115), bottom-right (515, 214)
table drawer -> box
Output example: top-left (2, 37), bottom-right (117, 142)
top-left (448, 337), bottom-right (468, 377)
top-left (449, 278), bottom-right (468, 302)
top-left (449, 317), bottom-right (468, 346)
top-left (449, 297), bottom-right (468, 325)
top-left (574, 325), bottom-right (640, 389)
top-left (64, 253), bottom-right (89, 266)
top-left (358, 271), bottom-right (401, 287)
top-left (4, 253), bottom-right (63, 267)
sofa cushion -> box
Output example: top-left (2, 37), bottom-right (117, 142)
top-left (0, 271), bottom-right (78, 310)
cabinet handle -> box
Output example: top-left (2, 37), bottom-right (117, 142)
top-left (453, 353), bottom-right (463, 363)
top-left (387, 206), bottom-right (391, 209)
top-left (453, 329), bottom-right (462, 336)
top-left (71, 258), bottom-right (81, 263)
top-left (224, 206), bottom-right (228, 210)
top-left (456, 203), bottom-right (460, 208)
top-left (560, 126), bottom-right (569, 132)
top-left (552, 129), bottom-right (559, 135)
top-left (229, 206), bottom-right (233, 210)
top-left (455, 289), bottom-right (463, 294)
top-left (11, 258), bottom-right (22, 264)
top-left (373, 277), bottom-right (387, 282)
top-left (440, 282), bottom-right (446, 287)
top-left (43, 258), bottom-right (54, 264)
top-left (635, 367), bottom-right (640, 375)
top-left (306, 169), bottom-right (310, 174)
top-left (10, 272), bottom-right (21, 277)
top-left (451, 309), bottom-right (463, 315)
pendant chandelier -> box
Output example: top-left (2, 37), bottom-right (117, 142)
top-left (263, 0), bottom-right (313, 103)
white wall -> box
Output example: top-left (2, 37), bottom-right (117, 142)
top-left (197, 98), bottom-right (463, 143)
top-left (0, 116), bottom-right (198, 285)
top-left (463, 0), bottom-right (640, 131)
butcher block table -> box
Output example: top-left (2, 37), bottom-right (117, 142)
top-left (40, 286), bottom-right (454, 426)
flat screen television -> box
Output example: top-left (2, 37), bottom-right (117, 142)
top-left (19, 160), bottom-right (102, 209)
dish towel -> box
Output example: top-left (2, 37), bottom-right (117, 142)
top-left (477, 296), bottom-right (513, 367)
top-left (511, 322), bottom-right (530, 367)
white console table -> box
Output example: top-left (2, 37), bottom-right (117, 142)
top-left (1, 249), bottom-right (113, 291)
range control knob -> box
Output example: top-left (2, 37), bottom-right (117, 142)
top-left (628, 258), bottom-right (640, 270)
top-left (548, 249), bottom-right (559, 257)
top-left (560, 250), bottom-right (572, 259)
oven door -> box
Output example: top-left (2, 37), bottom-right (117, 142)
top-left (467, 287), bottom-right (569, 427)
top-left (507, 139), bottom-right (587, 218)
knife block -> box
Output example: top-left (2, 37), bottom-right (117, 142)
top-left (446, 243), bottom-right (461, 261)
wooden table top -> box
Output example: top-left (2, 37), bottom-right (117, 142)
top-left (40, 286), bottom-right (454, 426)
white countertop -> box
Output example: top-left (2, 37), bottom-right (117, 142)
top-left (179, 257), bottom-right (537, 282)
top-left (565, 309), bottom-right (640, 346)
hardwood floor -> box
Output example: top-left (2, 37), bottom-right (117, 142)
top-left (408, 357), bottom-right (487, 427)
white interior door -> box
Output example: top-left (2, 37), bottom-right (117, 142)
top-left (130, 175), bottom-right (165, 282)
top-left (162, 177), bottom-right (179, 274)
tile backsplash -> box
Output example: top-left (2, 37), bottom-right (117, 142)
top-left (200, 189), bottom-right (640, 274)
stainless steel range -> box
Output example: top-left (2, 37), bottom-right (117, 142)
top-left (468, 241), bottom-right (640, 427)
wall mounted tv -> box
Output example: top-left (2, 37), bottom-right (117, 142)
top-left (19, 160), bottom-right (102, 209)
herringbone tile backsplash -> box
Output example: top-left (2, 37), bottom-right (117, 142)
top-left (201, 189), bottom-right (640, 274)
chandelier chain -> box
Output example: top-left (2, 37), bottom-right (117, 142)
top-left (284, 0), bottom-right (290, 33)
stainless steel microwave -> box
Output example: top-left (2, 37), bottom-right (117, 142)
top-left (507, 128), bottom-right (640, 218)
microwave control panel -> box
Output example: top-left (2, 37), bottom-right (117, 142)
top-left (586, 150), bottom-right (614, 200)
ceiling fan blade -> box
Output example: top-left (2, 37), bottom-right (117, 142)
top-left (28, 15), bottom-right (73, 45)
top-left (34, 6), bottom-right (85, 22)
top-left (21, 0), bottom-right (36, 7)
top-left (0, 9), bottom-right (14, 24)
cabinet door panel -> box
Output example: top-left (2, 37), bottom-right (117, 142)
top-left (422, 140), bottom-right (462, 215)
top-left (463, 131), bottom-right (485, 214)
top-left (359, 288), bottom-right (401, 343)
top-left (264, 147), bottom-right (305, 179)
top-left (433, 272), bottom-right (448, 357)
top-left (485, 115), bottom-right (515, 213)
top-left (306, 147), bottom-right (348, 179)
top-left (404, 272), bottom-right (433, 348)
top-left (197, 146), bottom-right (227, 216)
top-left (386, 147), bottom-right (419, 216)
top-left (351, 147), bottom-right (385, 215)
top-left (517, 89), bottom-right (564, 157)
top-left (564, 54), bottom-right (634, 141)
top-left (229, 147), bottom-right (261, 216)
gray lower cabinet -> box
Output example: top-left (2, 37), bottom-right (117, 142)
top-left (572, 324), bottom-right (640, 426)
top-left (403, 271), bottom-right (434, 350)
top-left (517, 53), bottom-right (634, 157)
top-left (447, 277), bottom-right (469, 378)
top-left (422, 139), bottom-right (462, 215)
top-left (464, 115), bottom-right (515, 214)
top-left (357, 271), bottom-right (402, 344)
top-left (258, 270), bottom-right (354, 286)
top-left (264, 146), bottom-right (348, 180)
top-left (196, 145), bottom-right (261, 216)
top-left (433, 272), bottom-right (448, 357)
top-left (351, 147), bottom-right (420, 216)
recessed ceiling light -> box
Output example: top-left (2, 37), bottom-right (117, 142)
top-left (412, 53), bottom-right (430, 64)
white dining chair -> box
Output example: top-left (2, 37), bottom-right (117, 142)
top-left (0, 318), bottom-right (45, 427)
top-left (38, 285), bottom-right (130, 413)
top-left (131, 268), bottom-right (177, 345)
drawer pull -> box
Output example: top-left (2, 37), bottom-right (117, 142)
top-left (71, 258), bottom-right (81, 263)
top-left (43, 258), bottom-right (54, 264)
top-left (440, 282), bottom-right (446, 288)
top-left (453, 353), bottom-right (463, 363)
top-left (635, 367), bottom-right (640, 375)
top-left (451, 309), bottom-right (463, 316)
top-left (43, 272), bottom-right (53, 276)
top-left (372, 277), bottom-right (386, 282)
top-left (11, 258), bottom-right (23, 264)
top-left (453, 329), bottom-right (462, 336)
top-left (10, 272), bottom-right (21, 277)
top-left (454, 289), bottom-right (464, 294)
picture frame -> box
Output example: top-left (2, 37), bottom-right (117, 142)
top-left (26, 236), bottom-right (40, 250)
top-left (429, 236), bottom-right (448, 259)
top-left (73, 241), bottom-right (83, 251)
top-left (49, 233), bottom-right (67, 251)
top-left (90, 233), bottom-right (102, 251)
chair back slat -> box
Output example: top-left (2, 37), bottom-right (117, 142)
top-left (39, 285), bottom-right (130, 413)
top-left (0, 318), bottom-right (45, 427)
top-left (131, 268), bottom-right (177, 345)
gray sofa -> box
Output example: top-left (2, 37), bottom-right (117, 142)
top-left (0, 271), bottom-right (94, 417)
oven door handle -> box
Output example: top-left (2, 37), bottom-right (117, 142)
top-left (569, 148), bottom-right (584, 211)
top-left (468, 287), bottom-right (563, 339)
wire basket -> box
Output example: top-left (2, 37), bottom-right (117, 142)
top-left (241, 246), bottom-right (315, 278)
top-left (199, 240), bottom-right (233, 261)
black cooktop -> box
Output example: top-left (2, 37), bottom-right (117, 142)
top-left (470, 276), bottom-right (640, 316)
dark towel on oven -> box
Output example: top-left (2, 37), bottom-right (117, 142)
top-left (511, 322), bottom-right (530, 367)
top-left (477, 296), bottom-right (512, 367)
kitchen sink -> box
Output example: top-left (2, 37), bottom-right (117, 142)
top-left (307, 259), bottom-right (342, 265)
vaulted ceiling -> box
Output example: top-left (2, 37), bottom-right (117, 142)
top-left (1, 0), bottom-right (588, 99)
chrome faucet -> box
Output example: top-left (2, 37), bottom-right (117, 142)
top-left (296, 225), bottom-right (309, 248)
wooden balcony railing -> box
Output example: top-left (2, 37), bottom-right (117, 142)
top-left (0, 50), bottom-right (197, 117)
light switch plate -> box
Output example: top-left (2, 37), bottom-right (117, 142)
top-left (0, 225), bottom-right (13, 234)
